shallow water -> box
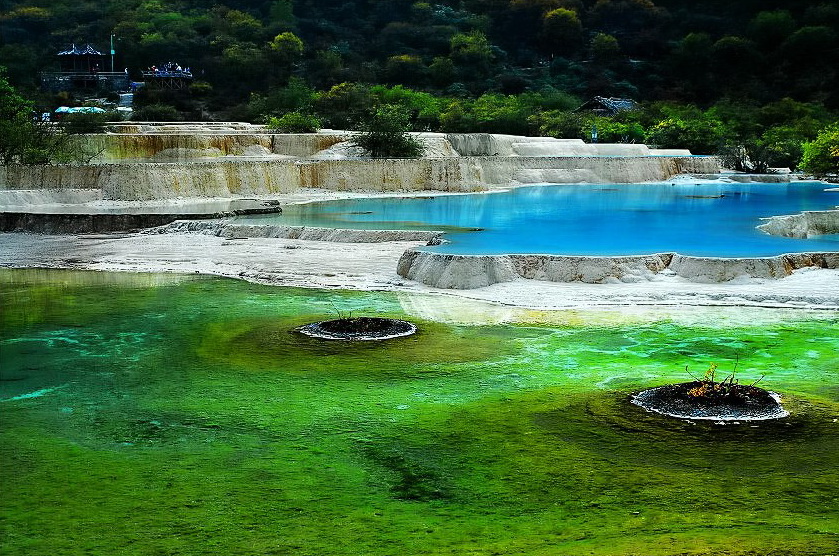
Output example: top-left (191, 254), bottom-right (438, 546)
top-left (1, 269), bottom-right (838, 555)
top-left (237, 182), bottom-right (839, 256)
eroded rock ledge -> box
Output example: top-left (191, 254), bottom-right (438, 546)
top-left (150, 220), bottom-right (444, 244)
top-left (0, 155), bottom-right (715, 201)
top-left (1, 130), bottom-right (718, 202)
top-left (396, 249), bottom-right (839, 288)
top-left (0, 199), bottom-right (282, 233)
top-left (757, 209), bottom-right (839, 238)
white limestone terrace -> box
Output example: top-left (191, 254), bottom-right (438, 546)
top-left (2, 125), bottom-right (837, 299)
top-left (396, 249), bottom-right (839, 288)
top-left (1, 225), bottom-right (838, 311)
top-left (757, 207), bottom-right (839, 238)
top-left (0, 126), bottom-right (716, 203)
top-left (92, 124), bottom-right (694, 160)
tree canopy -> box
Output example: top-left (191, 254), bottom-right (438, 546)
top-left (1, 0), bottom-right (838, 170)
top-left (2, 0), bottom-right (837, 109)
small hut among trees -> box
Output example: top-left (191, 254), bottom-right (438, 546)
top-left (576, 96), bottom-right (636, 116)
top-left (57, 43), bottom-right (104, 73)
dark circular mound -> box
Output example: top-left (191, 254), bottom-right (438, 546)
top-left (297, 317), bottom-right (417, 341)
top-left (631, 381), bottom-right (788, 421)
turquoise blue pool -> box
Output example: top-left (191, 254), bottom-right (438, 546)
top-left (236, 182), bottom-right (839, 257)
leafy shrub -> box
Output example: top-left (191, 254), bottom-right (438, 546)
top-left (800, 123), bottom-right (839, 177)
top-left (534, 110), bottom-right (589, 139)
top-left (351, 104), bottom-right (425, 158)
top-left (265, 112), bottom-right (321, 133)
top-left (439, 100), bottom-right (477, 133)
top-left (645, 117), bottom-right (724, 154)
top-left (60, 112), bottom-right (112, 134)
top-left (249, 77), bottom-right (315, 120)
top-left (471, 93), bottom-right (535, 135)
top-left (130, 103), bottom-right (182, 122)
top-left (370, 85), bottom-right (443, 131)
top-left (0, 68), bottom-right (92, 164)
top-left (590, 116), bottom-right (645, 143)
top-left (315, 82), bottom-right (374, 129)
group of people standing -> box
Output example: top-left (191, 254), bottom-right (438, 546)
top-left (146, 61), bottom-right (191, 75)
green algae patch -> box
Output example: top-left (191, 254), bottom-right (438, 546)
top-left (351, 388), bottom-right (839, 554)
top-left (194, 315), bottom-right (521, 377)
top-left (2, 269), bottom-right (838, 555)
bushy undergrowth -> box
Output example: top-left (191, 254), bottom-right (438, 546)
top-left (265, 111), bottom-right (321, 133)
top-left (351, 104), bottom-right (425, 158)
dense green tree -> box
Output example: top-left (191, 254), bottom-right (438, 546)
top-left (591, 115), bottom-right (645, 143)
top-left (645, 116), bottom-right (724, 154)
top-left (222, 10), bottom-right (265, 41)
top-left (471, 93), bottom-right (535, 135)
top-left (383, 55), bottom-right (427, 87)
top-left (439, 99), bottom-right (478, 132)
top-left (0, 68), bottom-right (87, 164)
top-left (265, 111), bottom-right (321, 132)
top-left (267, 0), bottom-right (296, 31)
top-left (666, 33), bottom-right (714, 101)
top-left (351, 104), bottom-right (425, 158)
top-left (2, 0), bottom-right (839, 123)
top-left (539, 8), bottom-right (584, 56)
top-left (0, 68), bottom-right (37, 163)
top-left (591, 33), bottom-right (621, 65)
top-left (707, 100), bottom-right (762, 140)
top-left (533, 110), bottom-right (590, 139)
top-left (268, 32), bottom-right (304, 63)
top-left (428, 56), bottom-right (456, 87)
top-left (315, 82), bottom-right (375, 129)
top-left (449, 31), bottom-right (495, 82)
top-left (780, 26), bottom-right (838, 66)
top-left (248, 76), bottom-right (316, 120)
top-left (711, 36), bottom-right (763, 77)
top-left (306, 49), bottom-right (346, 88)
top-left (370, 85), bottom-right (443, 130)
top-left (266, 31), bottom-right (305, 85)
top-left (800, 123), bottom-right (839, 176)
top-left (747, 10), bottom-right (796, 49)
top-left (131, 103), bottom-right (182, 122)
top-left (757, 126), bottom-right (808, 170)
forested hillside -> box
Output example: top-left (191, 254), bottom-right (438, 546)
top-left (3, 0), bottom-right (838, 105)
top-left (2, 0), bottom-right (839, 170)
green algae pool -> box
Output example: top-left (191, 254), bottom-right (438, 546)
top-left (1, 269), bottom-right (838, 556)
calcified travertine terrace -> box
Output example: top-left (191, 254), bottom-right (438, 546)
top-left (2, 127), bottom-right (837, 303)
top-left (0, 128), bottom-right (717, 201)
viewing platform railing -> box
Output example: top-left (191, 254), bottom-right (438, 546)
top-left (140, 71), bottom-right (193, 79)
top-left (39, 71), bottom-right (131, 92)
top-left (140, 71), bottom-right (194, 89)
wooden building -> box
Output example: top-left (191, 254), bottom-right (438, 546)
top-left (576, 96), bottom-right (636, 116)
top-left (40, 43), bottom-right (130, 93)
